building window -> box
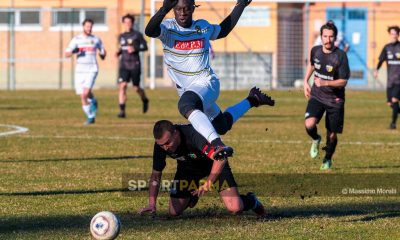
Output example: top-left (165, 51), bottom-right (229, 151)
top-left (52, 10), bottom-right (80, 25)
top-left (52, 8), bottom-right (106, 26)
top-left (20, 10), bottom-right (40, 25)
top-left (348, 10), bottom-right (366, 20)
top-left (0, 11), bottom-right (12, 24)
top-left (0, 9), bottom-right (41, 26)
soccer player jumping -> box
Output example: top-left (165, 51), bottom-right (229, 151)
top-left (303, 21), bottom-right (350, 170)
top-left (145, 0), bottom-right (274, 160)
top-left (65, 19), bottom-right (106, 125)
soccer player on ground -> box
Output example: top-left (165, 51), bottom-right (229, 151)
top-left (65, 19), bottom-right (106, 125)
top-left (374, 26), bottom-right (400, 129)
top-left (116, 14), bottom-right (149, 118)
top-left (145, 0), bottom-right (272, 160)
top-left (303, 21), bottom-right (350, 170)
top-left (138, 120), bottom-right (267, 218)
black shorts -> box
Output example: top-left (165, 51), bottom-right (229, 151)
top-left (118, 67), bottom-right (141, 86)
top-left (305, 97), bottom-right (345, 133)
top-left (170, 161), bottom-right (237, 199)
top-left (388, 84), bottom-right (400, 101)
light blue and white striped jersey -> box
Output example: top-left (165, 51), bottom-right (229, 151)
top-left (66, 34), bottom-right (105, 72)
top-left (158, 18), bottom-right (221, 88)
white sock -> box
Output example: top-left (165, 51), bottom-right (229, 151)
top-left (82, 104), bottom-right (95, 119)
top-left (188, 109), bottom-right (219, 143)
top-left (225, 99), bottom-right (251, 123)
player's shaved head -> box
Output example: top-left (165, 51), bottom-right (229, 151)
top-left (153, 120), bottom-right (176, 139)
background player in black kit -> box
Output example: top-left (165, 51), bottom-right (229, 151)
top-left (303, 21), bottom-right (350, 171)
top-left (374, 26), bottom-right (400, 129)
top-left (116, 14), bottom-right (149, 118)
top-left (138, 120), bottom-right (267, 218)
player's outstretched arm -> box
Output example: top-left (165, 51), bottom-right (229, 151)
top-left (139, 170), bottom-right (162, 215)
top-left (216, 0), bottom-right (251, 39)
top-left (145, 0), bottom-right (178, 38)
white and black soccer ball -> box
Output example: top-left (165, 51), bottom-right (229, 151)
top-left (90, 211), bottom-right (121, 240)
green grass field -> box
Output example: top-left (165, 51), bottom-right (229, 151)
top-left (0, 89), bottom-right (399, 239)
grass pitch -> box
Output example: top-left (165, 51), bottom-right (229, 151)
top-left (0, 89), bottom-right (399, 239)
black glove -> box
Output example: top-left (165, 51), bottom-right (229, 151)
top-left (162, 0), bottom-right (178, 12)
top-left (237, 0), bottom-right (251, 6)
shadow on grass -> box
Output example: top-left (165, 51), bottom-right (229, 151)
top-left (0, 188), bottom-right (132, 196)
top-left (267, 202), bottom-right (400, 220)
top-left (0, 202), bottom-right (399, 234)
top-left (0, 106), bottom-right (35, 110)
top-left (0, 155), bottom-right (152, 163)
top-left (352, 165), bottom-right (400, 169)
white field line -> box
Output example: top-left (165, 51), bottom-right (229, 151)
top-left (16, 134), bottom-right (400, 146)
top-left (0, 125), bottom-right (29, 137)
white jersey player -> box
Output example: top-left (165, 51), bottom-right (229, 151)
top-left (145, 0), bottom-right (275, 160)
top-left (65, 19), bottom-right (106, 125)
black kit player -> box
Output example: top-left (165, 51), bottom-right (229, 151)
top-left (138, 120), bottom-right (267, 218)
top-left (116, 14), bottom-right (149, 118)
top-left (374, 26), bottom-right (400, 129)
top-left (303, 21), bottom-right (350, 171)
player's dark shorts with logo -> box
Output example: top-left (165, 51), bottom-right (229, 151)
top-left (305, 97), bottom-right (345, 133)
top-left (170, 160), bottom-right (237, 198)
top-left (118, 66), bottom-right (141, 86)
top-left (387, 84), bottom-right (400, 102)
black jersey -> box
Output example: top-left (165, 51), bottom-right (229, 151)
top-left (118, 30), bottom-right (148, 70)
top-left (310, 45), bottom-right (350, 107)
top-left (377, 41), bottom-right (400, 87)
top-left (152, 125), bottom-right (214, 172)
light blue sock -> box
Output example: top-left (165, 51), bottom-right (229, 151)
top-left (225, 99), bottom-right (251, 123)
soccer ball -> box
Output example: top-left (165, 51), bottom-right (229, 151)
top-left (90, 211), bottom-right (121, 240)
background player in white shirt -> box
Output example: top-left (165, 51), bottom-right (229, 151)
top-left (65, 19), bottom-right (106, 125)
top-left (145, 0), bottom-right (274, 160)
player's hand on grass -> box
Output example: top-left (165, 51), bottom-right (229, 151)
top-left (238, 0), bottom-right (252, 6)
top-left (192, 181), bottom-right (212, 197)
top-left (162, 0), bottom-right (178, 12)
top-left (138, 205), bottom-right (156, 215)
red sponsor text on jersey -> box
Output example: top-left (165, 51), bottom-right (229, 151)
top-left (78, 46), bottom-right (96, 52)
top-left (174, 39), bottom-right (204, 50)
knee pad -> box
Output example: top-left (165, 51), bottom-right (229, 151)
top-left (178, 91), bottom-right (203, 118)
top-left (212, 112), bottom-right (233, 135)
